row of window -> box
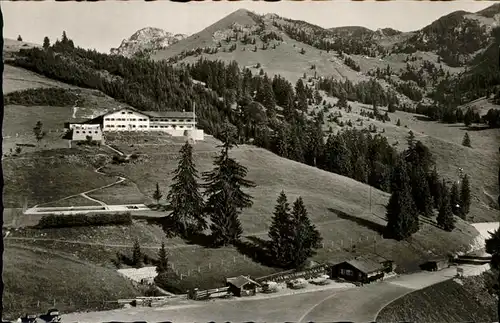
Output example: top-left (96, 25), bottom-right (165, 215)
top-left (75, 130), bottom-right (100, 134)
top-left (104, 118), bottom-right (148, 122)
top-left (104, 118), bottom-right (194, 122)
top-left (103, 125), bottom-right (193, 129)
top-left (121, 111), bottom-right (133, 114)
top-left (150, 125), bottom-right (192, 129)
top-left (150, 119), bottom-right (193, 123)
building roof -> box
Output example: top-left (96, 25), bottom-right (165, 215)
top-left (144, 111), bottom-right (194, 119)
top-left (346, 258), bottom-right (385, 274)
top-left (332, 254), bottom-right (391, 275)
top-left (226, 275), bottom-right (261, 288)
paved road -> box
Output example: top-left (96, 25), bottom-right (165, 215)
top-left (63, 265), bottom-right (484, 323)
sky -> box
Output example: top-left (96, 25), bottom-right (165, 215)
top-left (2, 0), bottom-right (495, 54)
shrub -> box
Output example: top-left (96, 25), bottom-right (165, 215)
top-left (36, 212), bottom-right (132, 229)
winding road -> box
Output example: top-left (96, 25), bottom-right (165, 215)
top-left (61, 265), bottom-right (487, 323)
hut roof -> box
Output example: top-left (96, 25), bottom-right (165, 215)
top-left (226, 275), bottom-right (261, 288)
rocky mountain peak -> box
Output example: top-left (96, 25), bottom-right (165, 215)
top-left (110, 27), bottom-right (187, 57)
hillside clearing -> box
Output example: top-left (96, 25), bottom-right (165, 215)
top-left (2, 243), bottom-right (139, 320)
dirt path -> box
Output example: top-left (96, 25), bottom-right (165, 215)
top-left (80, 192), bottom-right (108, 207)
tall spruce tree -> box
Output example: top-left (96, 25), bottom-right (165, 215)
top-left (132, 239), bottom-right (143, 268)
top-left (459, 174), bottom-right (471, 219)
top-left (385, 157), bottom-right (419, 240)
top-left (450, 182), bottom-right (460, 215)
top-left (156, 241), bottom-right (169, 274)
top-left (202, 124), bottom-right (255, 246)
top-left (166, 141), bottom-right (206, 237)
top-left (411, 165), bottom-right (434, 217)
top-left (289, 197), bottom-right (322, 269)
top-left (268, 191), bottom-right (295, 268)
top-left (437, 181), bottom-right (455, 231)
top-left (428, 166), bottom-right (441, 209)
top-left (208, 183), bottom-right (243, 246)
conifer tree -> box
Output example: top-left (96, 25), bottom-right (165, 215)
top-left (156, 241), bottom-right (169, 274)
top-left (459, 174), bottom-right (471, 218)
top-left (427, 166), bottom-right (441, 209)
top-left (462, 132), bottom-right (472, 148)
top-left (166, 141), bottom-right (206, 237)
top-left (295, 79), bottom-right (308, 112)
top-left (203, 124), bottom-right (255, 246)
top-left (203, 124), bottom-right (256, 211)
top-left (132, 239), bottom-right (143, 268)
top-left (411, 166), bottom-right (434, 217)
top-left (450, 182), bottom-right (460, 215)
top-left (289, 197), bottom-right (322, 269)
top-left (407, 130), bottom-right (416, 150)
top-left (268, 191), bottom-right (295, 267)
top-left (437, 181), bottom-right (455, 231)
top-left (396, 119), bottom-right (401, 126)
top-left (208, 183), bottom-right (243, 246)
top-left (43, 36), bottom-right (50, 49)
top-left (17, 35), bottom-right (23, 41)
top-left (152, 182), bottom-right (163, 205)
top-left (385, 158), bottom-right (419, 240)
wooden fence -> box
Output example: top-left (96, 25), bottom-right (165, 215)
top-left (255, 264), bottom-right (329, 284)
top-left (117, 294), bottom-right (188, 307)
top-left (186, 265), bottom-right (330, 301)
top-left (190, 286), bottom-right (230, 300)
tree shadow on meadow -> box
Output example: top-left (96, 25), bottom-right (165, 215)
top-left (328, 207), bottom-right (386, 235)
top-left (234, 236), bottom-right (275, 268)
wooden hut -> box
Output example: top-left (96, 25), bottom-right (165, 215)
top-left (226, 275), bottom-right (261, 297)
top-left (329, 254), bottom-right (393, 284)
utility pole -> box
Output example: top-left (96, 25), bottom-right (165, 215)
top-left (369, 185), bottom-right (372, 213)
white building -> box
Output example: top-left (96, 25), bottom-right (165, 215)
top-left (66, 107), bottom-right (204, 141)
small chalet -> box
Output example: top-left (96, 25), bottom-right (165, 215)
top-left (329, 254), bottom-right (393, 284)
top-left (226, 275), bottom-right (261, 297)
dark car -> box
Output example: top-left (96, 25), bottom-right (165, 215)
top-left (41, 309), bottom-right (61, 323)
top-left (20, 314), bottom-right (37, 323)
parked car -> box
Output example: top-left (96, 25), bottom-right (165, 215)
top-left (41, 309), bottom-right (60, 323)
top-left (310, 274), bottom-right (331, 286)
top-left (20, 314), bottom-right (37, 323)
top-left (288, 278), bottom-right (307, 289)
